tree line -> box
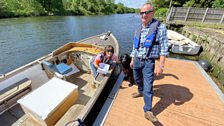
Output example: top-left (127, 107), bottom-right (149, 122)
top-left (0, 0), bottom-right (223, 18)
top-left (0, 0), bottom-right (136, 18)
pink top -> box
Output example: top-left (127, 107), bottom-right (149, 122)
top-left (94, 53), bottom-right (119, 66)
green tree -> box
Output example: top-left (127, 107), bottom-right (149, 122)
top-left (212, 0), bottom-right (224, 8)
top-left (116, 3), bottom-right (125, 13)
top-left (183, 0), bottom-right (214, 7)
top-left (152, 0), bottom-right (189, 8)
top-left (0, 0), bottom-right (45, 18)
top-left (51, 0), bottom-right (65, 14)
top-left (0, 0), bottom-right (12, 17)
top-left (152, 0), bottom-right (169, 8)
top-left (0, 0), bottom-right (136, 18)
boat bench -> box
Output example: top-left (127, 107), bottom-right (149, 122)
top-left (42, 61), bottom-right (80, 80)
top-left (0, 78), bottom-right (32, 114)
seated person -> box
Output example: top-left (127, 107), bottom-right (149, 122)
top-left (90, 45), bottom-right (119, 78)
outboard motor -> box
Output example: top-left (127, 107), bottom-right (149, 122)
top-left (198, 60), bottom-right (212, 72)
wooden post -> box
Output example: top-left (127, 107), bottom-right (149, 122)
top-left (220, 13), bottom-right (224, 24)
top-left (166, 6), bottom-right (173, 22)
top-left (168, 0), bottom-right (173, 13)
top-left (185, 7), bottom-right (191, 22)
top-left (202, 8), bottom-right (209, 22)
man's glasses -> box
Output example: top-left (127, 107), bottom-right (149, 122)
top-left (140, 10), bottom-right (154, 15)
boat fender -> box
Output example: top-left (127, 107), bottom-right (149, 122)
top-left (198, 60), bottom-right (212, 72)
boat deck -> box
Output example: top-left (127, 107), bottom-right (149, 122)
top-left (103, 58), bottom-right (224, 126)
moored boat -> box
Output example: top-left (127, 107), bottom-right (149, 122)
top-left (0, 31), bottom-right (122, 126)
top-left (167, 30), bottom-right (201, 55)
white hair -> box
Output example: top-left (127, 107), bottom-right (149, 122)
top-left (141, 1), bottom-right (154, 10)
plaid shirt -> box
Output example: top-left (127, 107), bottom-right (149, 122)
top-left (130, 23), bottom-right (168, 59)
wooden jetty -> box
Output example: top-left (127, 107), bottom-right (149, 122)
top-left (94, 58), bottom-right (224, 126)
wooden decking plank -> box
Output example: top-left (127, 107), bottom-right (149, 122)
top-left (103, 58), bottom-right (224, 126)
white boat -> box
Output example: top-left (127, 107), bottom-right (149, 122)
top-left (0, 31), bottom-right (123, 126)
top-left (167, 30), bottom-right (201, 55)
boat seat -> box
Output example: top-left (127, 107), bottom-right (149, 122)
top-left (0, 78), bottom-right (32, 114)
top-left (42, 61), bottom-right (79, 80)
top-left (42, 61), bottom-right (72, 75)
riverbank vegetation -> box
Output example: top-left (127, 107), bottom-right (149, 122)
top-left (0, 0), bottom-right (136, 18)
top-left (1, 0), bottom-right (223, 18)
top-left (153, 0), bottom-right (224, 19)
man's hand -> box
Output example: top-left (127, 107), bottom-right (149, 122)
top-left (155, 66), bottom-right (163, 76)
top-left (155, 56), bottom-right (165, 76)
top-left (130, 58), bottom-right (134, 69)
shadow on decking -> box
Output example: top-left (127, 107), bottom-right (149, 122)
top-left (155, 73), bottom-right (179, 80)
top-left (150, 73), bottom-right (193, 126)
top-left (151, 84), bottom-right (193, 126)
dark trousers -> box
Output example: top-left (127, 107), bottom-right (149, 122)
top-left (133, 57), bottom-right (155, 112)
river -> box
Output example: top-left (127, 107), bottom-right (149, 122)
top-left (0, 14), bottom-right (141, 74)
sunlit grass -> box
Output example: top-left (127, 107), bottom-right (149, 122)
top-left (166, 20), bottom-right (224, 29)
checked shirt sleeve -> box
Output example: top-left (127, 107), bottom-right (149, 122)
top-left (158, 24), bottom-right (169, 56)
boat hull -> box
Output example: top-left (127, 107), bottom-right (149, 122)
top-left (168, 30), bottom-right (201, 55)
top-left (169, 44), bottom-right (201, 55)
top-left (0, 31), bottom-right (121, 126)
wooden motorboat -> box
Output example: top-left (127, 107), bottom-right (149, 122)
top-left (167, 30), bottom-right (201, 55)
top-left (0, 31), bottom-right (122, 126)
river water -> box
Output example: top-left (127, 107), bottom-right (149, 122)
top-left (0, 14), bottom-right (141, 74)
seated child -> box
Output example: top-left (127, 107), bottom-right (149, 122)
top-left (90, 45), bottom-right (119, 78)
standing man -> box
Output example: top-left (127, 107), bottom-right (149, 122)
top-left (130, 2), bottom-right (168, 122)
